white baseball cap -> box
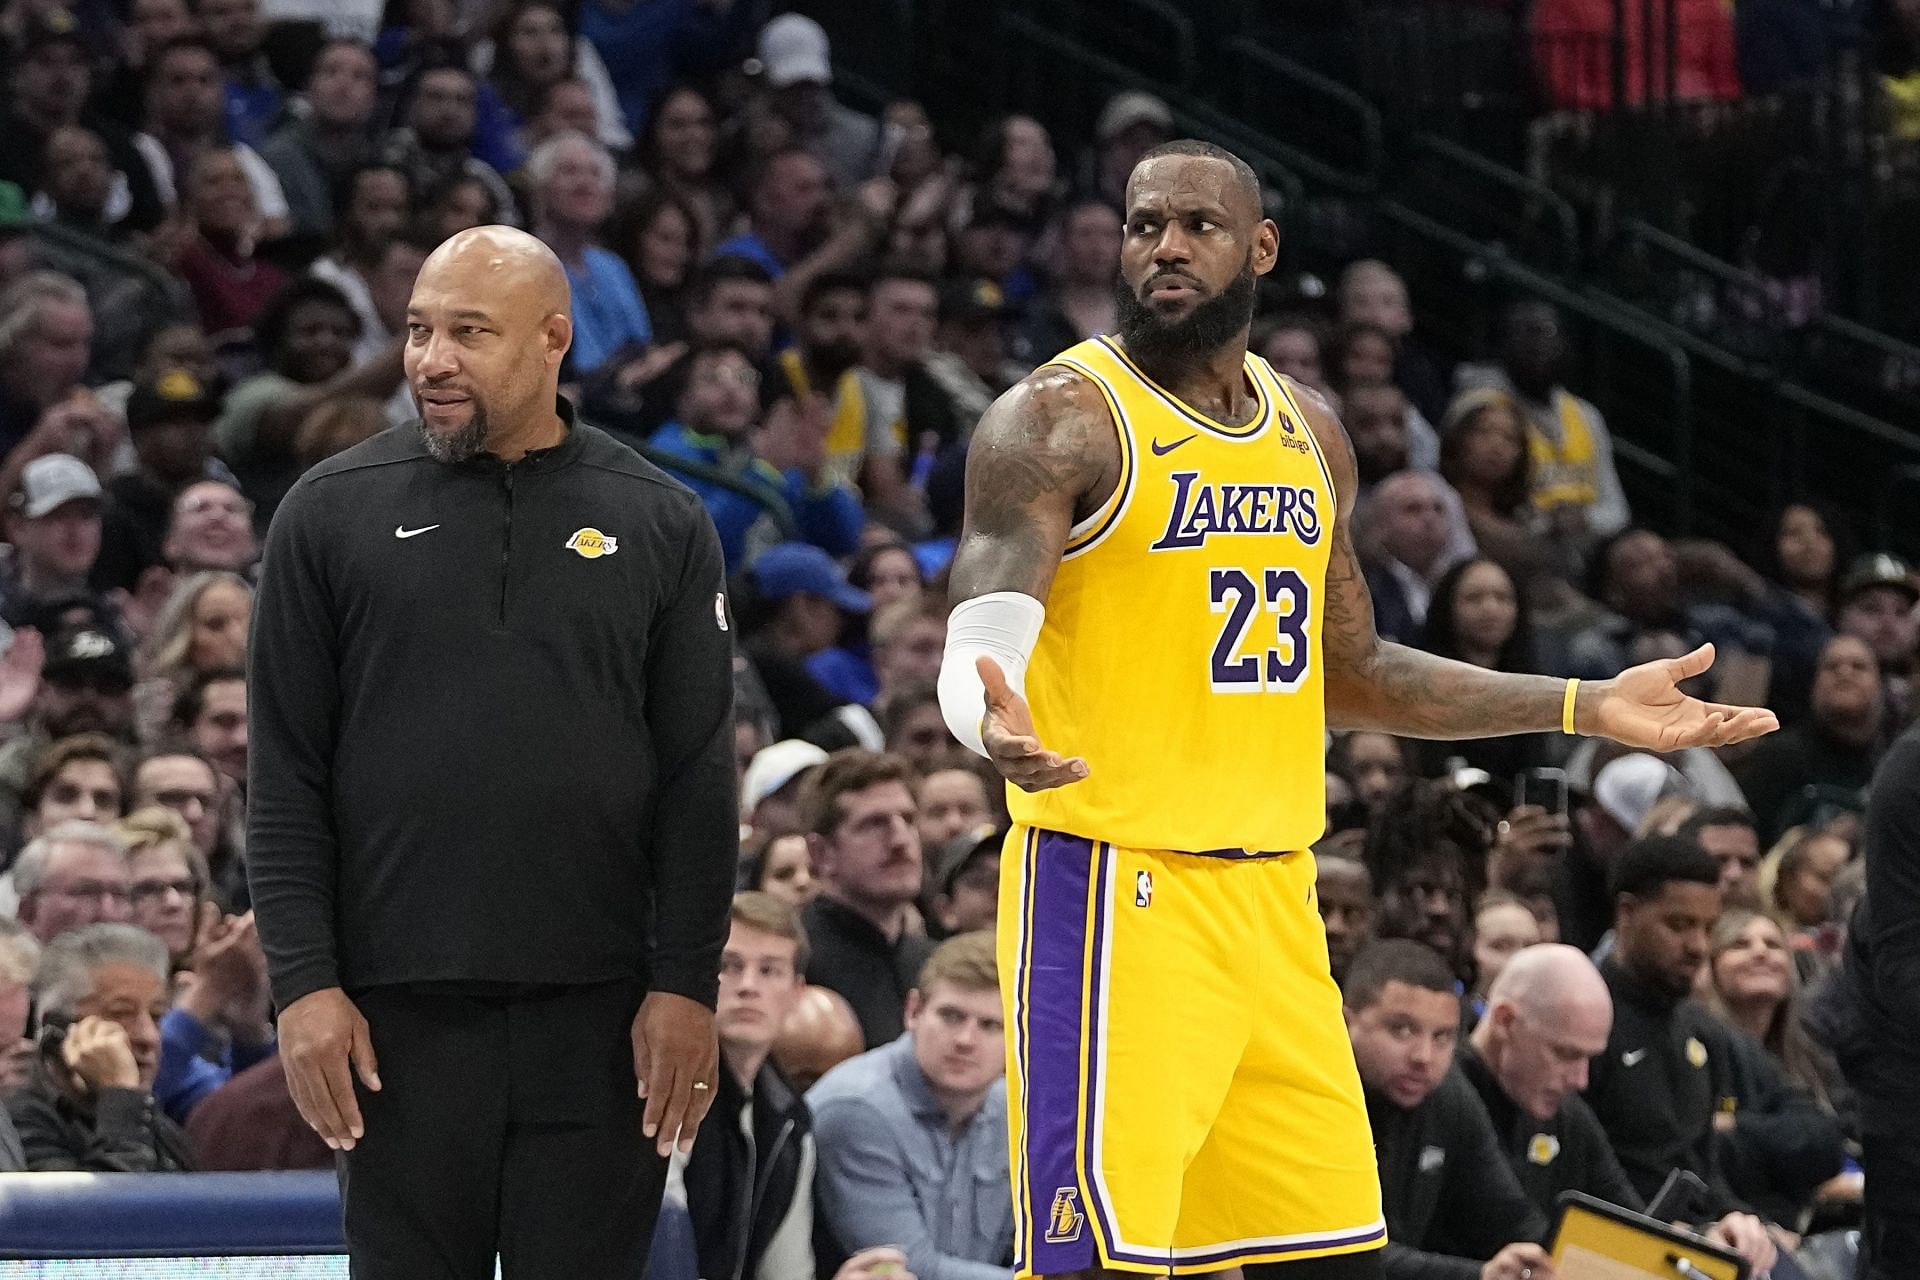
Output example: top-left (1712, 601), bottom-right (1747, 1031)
top-left (14, 453), bottom-right (101, 519)
top-left (742, 739), bottom-right (830, 816)
top-left (758, 13), bottom-right (832, 89)
top-left (1592, 753), bottom-right (1687, 834)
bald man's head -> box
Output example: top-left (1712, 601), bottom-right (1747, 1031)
top-left (1115, 140), bottom-right (1275, 377)
top-left (772, 984), bottom-right (865, 1092)
top-left (404, 226), bottom-right (573, 462)
top-left (1473, 943), bottom-right (1613, 1120)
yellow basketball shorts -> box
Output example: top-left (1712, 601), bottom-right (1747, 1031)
top-left (998, 826), bottom-right (1385, 1277)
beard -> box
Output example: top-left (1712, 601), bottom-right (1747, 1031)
top-left (1114, 253), bottom-right (1259, 377)
top-left (415, 400), bottom-right (489, 463)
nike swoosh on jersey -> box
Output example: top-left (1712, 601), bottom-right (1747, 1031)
top-left (395, 524), bottom-right (442, 539)
top-left (1622, 1048), bottom-right (1648, 1066)
top-left (1150, 434), bottom-right (1197, 456)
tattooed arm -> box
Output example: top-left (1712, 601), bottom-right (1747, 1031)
top-left (943, 368), bottom-right (1118, 791)
top-left (1295, 387), bottom-right (1779, 749)
top-left (948, 367), bottom-right (1119, 603)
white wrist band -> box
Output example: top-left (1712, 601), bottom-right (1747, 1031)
top-left (937, 591), bottom-right (1046, 757)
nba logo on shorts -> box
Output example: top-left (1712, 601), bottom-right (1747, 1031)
top-left (1045, 1188), bottom-right (1084, 1243)
top-left (1134, 870), bottom-right (1153, 908)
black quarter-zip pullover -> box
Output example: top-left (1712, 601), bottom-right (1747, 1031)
top-left (247, 400), bottom-right (737, 1011)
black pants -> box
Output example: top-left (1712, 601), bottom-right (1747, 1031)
top-left (340, 981), bottom-right (667, 1280)
top-left (1860, 1129), bottom-right (1920, 1280)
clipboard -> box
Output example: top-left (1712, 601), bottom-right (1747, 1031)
top-left (1547, 1192), bottom-right (1750, 1280)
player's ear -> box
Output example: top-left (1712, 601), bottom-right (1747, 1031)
top-left (545, 312), bottom-right (572, 367)
top-left (904, 987), bottom-right (924, 1024)
top-left (805, 832), bottom-right (830, 877)
top-left (1253, 219), bottom-right (1280, 277)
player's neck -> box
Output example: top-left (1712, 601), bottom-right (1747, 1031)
top-left (1121, 337), bottom-right (1255, 424)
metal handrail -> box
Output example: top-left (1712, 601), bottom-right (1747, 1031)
top-left (994, 12), bottom-right (1315, 219)
top-left (1405, 134), bottom-right (1582, 275)
top-left (1225, 36), bottom-right (1387, 188)
top-left (1032, 0), bottom-right (1200, 92)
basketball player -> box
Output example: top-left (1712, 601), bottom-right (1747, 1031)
top-left (936, 140), bottom-right (1777, 1280)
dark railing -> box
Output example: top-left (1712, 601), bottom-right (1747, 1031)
top-left (1370, 200), bottom-right (1700, 535)
top-left (1395, 135), bottom-right (1581, 276)
top-left (1222, 38), bottom-right (1386, 193)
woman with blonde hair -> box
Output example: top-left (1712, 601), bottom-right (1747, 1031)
top-left (1703, 908), bottom-right (1846, 1123)
top-left (115, 805), bottom-right (209, 969)
top-left (134, 572), bottom-right (253, 744)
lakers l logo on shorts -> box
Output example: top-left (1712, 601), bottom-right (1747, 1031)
top-left (566, 528), bottom-right (618, 559)
top-left (1045, 1189), bottom-right (1084, 1244)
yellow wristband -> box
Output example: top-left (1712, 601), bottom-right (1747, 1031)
top-left (1562, 678), bottom-right (1580, 736)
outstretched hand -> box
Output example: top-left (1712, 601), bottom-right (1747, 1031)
top-left (1589, 643), bottom-right (1779, 751)
top-left (978, 655), bottom-right (1087, 792)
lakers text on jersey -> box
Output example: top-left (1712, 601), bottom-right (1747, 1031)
top-left (1007, 336), bottom-right (1335, 855)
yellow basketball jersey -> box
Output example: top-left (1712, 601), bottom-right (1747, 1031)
top-left (1008, 337), bottom-right (1336, 854)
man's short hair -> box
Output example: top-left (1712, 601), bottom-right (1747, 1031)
top-left (22, 733), bottom-right (126, 814)
top-left (1609, 835), bottom-right (1723, 903)
top-left (146, 35), bottom-right (219, 81)
top-left (0, 917), bottom-right (41, 989)
top-left (1135, 139), bottom-right (1261, 213)
top-left (13, 820), bottom-right (127, 900)
top-left (0, 272), bottom-right (87, 361)
top-left (1676, 806), bottom-right (1758, 842)
top-left (916, 930), bottom-right (995, 994)
top-left (256, 277), bottom-right (360, 361)
top-left (33, 922), bottom-right (168, 1020)
top-left (870, 594), bottom-right (946, 649)
top-left (869, 264), bottom-right (936, 297)
top-left (137, 744), bottom-right (218, 779)
top-left (524, 130), bottom-right (615, 192)
top-left (170, 665), bottom-right (246, 731)
top-left (748, 146), bottom-right (821, 197)
top-left (881, 680), bottom-right (940, 739)
top-left (731, 890), bottom-right (810, 973)
top-left (801, 270), bottom-right (868, 316)
top-left (799, 749), bottom-right (918, 837)
top-left (1342, 938), bottom-right (1458, 1011)
top-left (688, 255), bottom-right (774, 309)
top-left (1343, 380), bottom-right (1408, 410)
top-left (332, 160), bottom-right (413, 222)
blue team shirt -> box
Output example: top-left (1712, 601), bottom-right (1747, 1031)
top-left (565, 247), bottom-right (654, 377)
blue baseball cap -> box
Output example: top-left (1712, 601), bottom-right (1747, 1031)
top-left (751, 543), bottom-right (872, 613)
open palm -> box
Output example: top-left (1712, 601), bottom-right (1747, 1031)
top-left (1592, 643), bottom-right (1779, 751)
top-left (977, 656), bottom-right (1088, 792)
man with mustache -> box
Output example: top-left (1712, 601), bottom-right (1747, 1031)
top-left (248, 225), bottom-right (737, 1279)
top-left (937, 139), bottom-right (1778, 1280)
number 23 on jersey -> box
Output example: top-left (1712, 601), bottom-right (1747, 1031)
top-left (1210, 567), bottom-right (1312, 693)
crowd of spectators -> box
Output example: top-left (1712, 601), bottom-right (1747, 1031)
top-left (0, 0), bottom-right (1898, 1275)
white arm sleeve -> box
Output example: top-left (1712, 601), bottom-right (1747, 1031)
top-left (938, 591), bottom-right (1047, 757)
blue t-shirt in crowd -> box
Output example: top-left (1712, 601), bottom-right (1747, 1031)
top-left (577, 0), bottom-right (758, 135)
top-left (566, 247), bottom-right (654, 377)
top-left (224, 78), bottom-right (283, 150)
top-left (645, 421), bottom-right (864, 569)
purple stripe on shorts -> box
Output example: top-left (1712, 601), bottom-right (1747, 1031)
top-left (1019, 829), bottom-right (1098, 1276)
